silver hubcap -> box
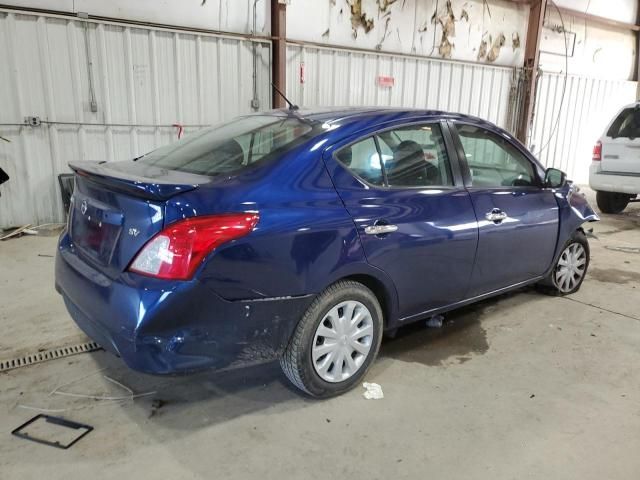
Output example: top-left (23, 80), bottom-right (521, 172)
top-left (312, 300), bottom-right (374, 383)
top-left (555, 243), bottom-right (587, 293)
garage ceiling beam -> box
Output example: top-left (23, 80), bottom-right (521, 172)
top-left (271, 0), bottom-right (287, 109)
top-left (516, 0), bottom-right (547, 144)
top-left (555, 6), bottom-right (640, 32)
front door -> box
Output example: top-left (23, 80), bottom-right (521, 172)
top-left (324, 121), bottom-right (478, 320)
top-left (450, 122), bottom-right (560, 296)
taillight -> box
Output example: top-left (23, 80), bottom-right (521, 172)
top-left (129, 213), bottom-right (259, 280)
top-left (592, 141), bottom-right (602, 161)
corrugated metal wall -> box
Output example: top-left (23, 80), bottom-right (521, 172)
top-left (3, 9), bottom-right (636, 228)
top-left (529, 72), bottom-right (638, 184)
top-left (0, 9), bottom-right (271, 228)
top-left (286, 43), bottom-right (517, 130)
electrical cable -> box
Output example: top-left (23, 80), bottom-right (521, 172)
top-left (534, 0), bottom-right (569, 155)
top-left (0, 121), bottom-right (208, 128)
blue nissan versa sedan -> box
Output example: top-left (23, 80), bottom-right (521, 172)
top-left (55, 107), bottom-right (599, 398)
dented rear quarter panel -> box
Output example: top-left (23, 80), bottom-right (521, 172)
top-left (165, 136), bottom-right (399, 320)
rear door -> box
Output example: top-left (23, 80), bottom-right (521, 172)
top-left (450, 122), bottom-right (559, 296)
top-left (601, 106), bottom-right (640, 174)
top-left (324, 121), bottom-right (478, 320)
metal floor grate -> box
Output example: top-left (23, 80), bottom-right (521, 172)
top-left (0, 342), bottom-right (101, 373)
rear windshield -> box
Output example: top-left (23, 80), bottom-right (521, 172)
top-left (607, 107), bottom-right (640, 139)
top-left (137, 115), bottom-right (324, 176)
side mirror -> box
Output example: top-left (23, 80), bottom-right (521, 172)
top-left (544, 168), bottom-right (566, 188)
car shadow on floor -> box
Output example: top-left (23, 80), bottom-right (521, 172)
top-left (381, 286), bottom-right (539, 366)
top-left (89, 352), bottom-right (304, 434)
top-left (87, 286), bottom-right (539, 433)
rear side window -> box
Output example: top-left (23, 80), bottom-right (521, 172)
top-left (334, 123), bottom-right (453, 188)
top-left (607, 107), bottom-right (640, 139)
top-left (138, 116), bottom-right (322, 176)
top-left (377, 124), bottom-right (453, 187)
top-left (335, 137), bottom-right (385, 186)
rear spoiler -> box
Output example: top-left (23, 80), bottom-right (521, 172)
top-left (69, 161), bottom-right (200, 201)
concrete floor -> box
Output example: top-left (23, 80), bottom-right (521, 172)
top-left (1, 188), bottom-right (639, 479)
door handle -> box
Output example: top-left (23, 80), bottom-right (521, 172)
top-left (364, 224), bottom-right (398, 235)
top-left (485, 208), bottom-right (508, 223)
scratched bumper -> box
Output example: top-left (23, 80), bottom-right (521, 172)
top-left (55, 231), bottom-right (314, 374)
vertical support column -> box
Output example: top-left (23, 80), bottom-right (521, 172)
top-left (36, 16), bottom-right (63, 220)
top-left (149, 30), bottom-right (162, 148)
top-left (635, 8), bottom-right (640, 99)
top-left (271, 0), bottom-right (287, 108)
top-left (123, 27), bottom-right (139, 157)
top-left (516, 0), bottom-right (547, 144)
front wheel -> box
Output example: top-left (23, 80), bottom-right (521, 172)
top-left (280, 280), bottom-right (383, 398)
top-left (539, 230), bottom-right (590, 295)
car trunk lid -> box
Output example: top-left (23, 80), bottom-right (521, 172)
top-left (68, 161), bottom-right (210, 277)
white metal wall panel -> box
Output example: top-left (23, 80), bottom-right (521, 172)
top-left (0, 10), bottom-right (271, 228)
top-left (529, 72), bottom-right (638, 184)
top-left (286, 44), bottom-right (515, 129)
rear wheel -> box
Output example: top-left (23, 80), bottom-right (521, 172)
top-left (280, 280), bottom-right (383, 398)
top-left (539, 230), bottom-right (590, 296)
top-left (596, 191), bottom-right (630, 214)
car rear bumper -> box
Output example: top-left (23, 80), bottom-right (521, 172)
top-left (55, 231), bottom-right (314, 374)
top-left (589, 165), bottom-right (640, 195)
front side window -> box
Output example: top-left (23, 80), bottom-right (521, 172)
top-left (455, 124), bottom-right (537, 188)
top-left (138, 116), bottom-right (323, 176)
top-left (334, 123), bottom-right (453, 188)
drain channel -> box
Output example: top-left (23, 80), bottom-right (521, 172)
top-left (0, 342), bottom-right (102, 373)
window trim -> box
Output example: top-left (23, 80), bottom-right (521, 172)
top-left (447, 120), bottom-right (545, 190)
top-left (372, 136), bottom-right (390, 187)
top-left (331, 120), bottom-right (464, 191)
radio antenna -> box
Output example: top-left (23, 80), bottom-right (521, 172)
top-left (271, 83), bottom-right (299, 111)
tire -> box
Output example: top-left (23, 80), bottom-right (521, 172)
top-left (539, 230), bottom-right (590, 296)
top-left (280, 280), bottom-right (383, 398)
top-left (596, 191), bottom-right (630, 214)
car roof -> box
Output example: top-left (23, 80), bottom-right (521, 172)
top-left (262, 106), bottom-right (544, 169)
top-left (245, 106), bottom-right (541, 161)
top-left (262, 106), bottom-right (492, 130)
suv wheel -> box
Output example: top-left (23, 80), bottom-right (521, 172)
top-left (596, 191), bottom-right (630, 214)
top-left (280, 280), bottom-right (383, 398)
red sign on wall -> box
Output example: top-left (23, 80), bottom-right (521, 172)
top-left (377, 75), bottom-right (395, 88)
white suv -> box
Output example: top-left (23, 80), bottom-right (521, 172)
top-left (589, 102), bottom-right (640, 213)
